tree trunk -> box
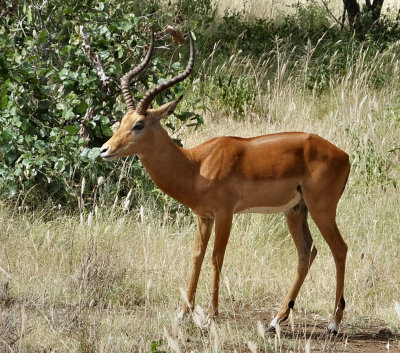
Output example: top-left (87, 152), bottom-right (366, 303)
top-left (368, 0), bottom-right (385, 22)
top-left (342, 0), bottom-right (361, 28)
top-left (342, 0), bottom-right (385, 30)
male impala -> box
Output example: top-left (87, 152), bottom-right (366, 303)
top-left (100, 30), bottom-right (350, 334)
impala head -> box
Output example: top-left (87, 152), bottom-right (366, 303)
top-left (100, 30), bottom-right (195, 161)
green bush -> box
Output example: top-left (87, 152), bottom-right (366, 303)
top-left (0, 0), bottom-right (202, 208)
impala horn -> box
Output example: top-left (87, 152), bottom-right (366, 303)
top-left (120, 30), bottom-right (155, 112)
top-left (135, 31), bottom-right (195, 116)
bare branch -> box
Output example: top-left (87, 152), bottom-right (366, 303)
top-left (321, 0), bottom-right (342, 26)
top-left (79, 106), bottom-right (94, 142)
top-left (80, 26), bottom-right (110, 88)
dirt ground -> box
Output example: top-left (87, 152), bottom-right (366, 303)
top-left (275, 320), bottom-right (399, 352)
top-left (217, 308), bottom-right (400, 353)
top-left (259, 314), bottom-right (400, 352)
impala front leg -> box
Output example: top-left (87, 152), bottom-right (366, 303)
top-left (178, 216), bottom-right (214, 320)
top-left (209, 211), bottom-right (233, 318)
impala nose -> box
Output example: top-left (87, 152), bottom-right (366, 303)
top-left (100, 145), bottom-right (117, 160)
top-left (100, 146), bottom-right (109, 155)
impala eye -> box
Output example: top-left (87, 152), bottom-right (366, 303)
top-left (132, 121), bottom-right (145, 131)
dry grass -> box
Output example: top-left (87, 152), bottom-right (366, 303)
top-left (0, 177), bottom-right (399, 351)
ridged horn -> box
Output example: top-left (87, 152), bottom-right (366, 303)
top-left (136, 31), bottom-right (195, 115)
top-left (120, 30), bottom-right (155, 111)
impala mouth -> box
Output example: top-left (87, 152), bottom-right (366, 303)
top-left (101, 152), bottom-right (118, 161)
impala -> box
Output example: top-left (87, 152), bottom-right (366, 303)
top-left (100, 30), bottom-right (350, 334)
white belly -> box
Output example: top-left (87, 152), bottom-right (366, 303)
top-left (235, 191), bottom-right (302, 214)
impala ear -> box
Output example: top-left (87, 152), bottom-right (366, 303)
top-left (147, 96), bottom-right (183, 121)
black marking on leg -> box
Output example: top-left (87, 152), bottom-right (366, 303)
top-left (340, 296), bottom-right (346, 310)
top-left (288, 300), bottom-right (295, 309)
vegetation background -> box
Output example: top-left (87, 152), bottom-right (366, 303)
top-left (1, 0), bottom-right (400, 351)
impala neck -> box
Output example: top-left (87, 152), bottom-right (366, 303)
top-left (138, 126), bottom-right (196, 207)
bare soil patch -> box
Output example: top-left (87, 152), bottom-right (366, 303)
top-left (274, 320), bottom-right (400, 352)
top-left (249, 309), bottom-right (400, 352)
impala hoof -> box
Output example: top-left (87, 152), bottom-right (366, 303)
top-left (327, 322), bottom-right (339, 335)
top-left (266, 316), bottom-right (279, 333)
top-left (205, 315), bottom-right (213, 327)
top-left (176, 310), bottom-right (187, 322)
top-left (194, 314), bottom-right (212, 330)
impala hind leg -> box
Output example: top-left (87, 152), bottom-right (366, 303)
top-left (303, 177), bottom-right (348, 333)
top-left (178, 216), bottom-right (214, 320)
top-left (308, 209), bottom-right (347, 334)
top-left (301, 151), bottom-right (349, 333)
top-left (269, 201), bottom-right (317, 330)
